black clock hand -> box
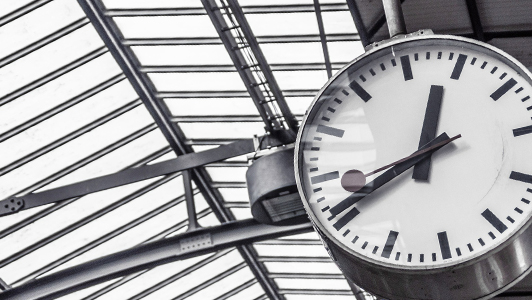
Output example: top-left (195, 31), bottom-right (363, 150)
top-left (413, 85), bottom-right (444, 180)
top-left (329, 132), bottom-right (459, 223)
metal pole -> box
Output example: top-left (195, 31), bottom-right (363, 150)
top-left (382, 0), bottom-right (406, 37)
top-left (183, 170), bottom-right (200, 231)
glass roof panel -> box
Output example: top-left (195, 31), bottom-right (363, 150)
top-left (113, 15), bottom-right (219, 38)
top-left (0, 0), bottom-right (85, 58)
top-left (264, 262), bottom-right (341, 274)
top-left (103, 0), bottom-right (199, 9)
top-left (285, 295), bottom-right (355, 300)
top-left (321, 11), bottom-right (358, 35)
top-left (132, 45), bottom-right (233, 66)
top-left (149, 72), bottom-right (247, 91)
top-left (260, 43), bottom-right (324, 64)
top-left (327, 41), bottom-right (364, 64)
top-left (274, 70), bottom-right (328, 90)
top-left (178, 122), bottom-right (266, 139)
top-left (245, 13), bottom-right (319, 36)
top-left (165, 98), bottom-right (259, 116)
top-left (276, 278), bottom-right (350, 290)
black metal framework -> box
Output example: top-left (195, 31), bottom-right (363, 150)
top-left (0, 219), bottom-right (313, 300)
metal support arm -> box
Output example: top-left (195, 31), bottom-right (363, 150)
top-left (0, 134), bottom-right (285, 217)
top-left (0, 219), bottom-right (313, 300)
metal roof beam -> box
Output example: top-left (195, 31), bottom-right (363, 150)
top-left (313, 0), bottom-right (333, 78)
top-left (346, 0), bottom-right (370, 46)
top-left (465, 0), bottom-right (485, 42)
top-left (0, 219), bottom-right (313, 300)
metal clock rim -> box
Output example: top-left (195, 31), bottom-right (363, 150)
top-left (294, 31), bottom-right (532, 273)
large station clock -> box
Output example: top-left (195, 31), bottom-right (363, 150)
top-left (295, 31), bottom-right (532, 299)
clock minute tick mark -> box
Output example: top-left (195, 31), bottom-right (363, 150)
top-left (471, 57), bottom-right (477, 65)
top-left (334, 98), bottom-right (342, 104)
top-left (522, 198), bottom-right (530, 204)
top-left (317, 197), bottom-right (325, 203)
top-left (321, 206), bottom-right (330, 212)
top-left (456, 248), bottom-right (462, 256)
top-left (500, 73), bottom-right (507, 80)
top-left (481, 61), bottom-right (487, 69)
top-left (515, 207), bottom-right (523, 214)
top-left (490, 67), bottom-right (498, 74)
top-left (516, 87), bottom-right (524, 93)
top-left (489, 232), bottom-right (496, 239)
top-left (449, 52), bottom-right (454, 60)
top-left (352, 236), bottom-right (359, 244)
top-left (522, 96), bottom-right (530, 102)
top-left (507, 216), bottom-right (515, 223)
top-left (369, 69), bottom-right (376, 76)
top-left (342, 89), bottom-right (349, 96)
top-left (468, 243), bottom-right (474, 252)
top-left (479, 238), bottom-right (485, 246)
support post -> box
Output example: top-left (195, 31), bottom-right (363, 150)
top-left (382, 0), bottom-right (407, 37)
top-left (183, 170), bottom-right (200, 231)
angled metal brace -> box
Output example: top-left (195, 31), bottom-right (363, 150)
top-left (0, 135), bottom-right (284, 217)
top-left (0, 219), bottom-right (313, 300)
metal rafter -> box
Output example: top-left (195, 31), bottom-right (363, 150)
top-left (465, 0), bottom-right (485, 42)
top-left (0, 219), bottom-right (313, 300)
top-left (313, 0), bottom-right (333, 78)
top-left (201, 0), bottom-right (298, 140)
top-left (74, 1), bottom-right (287, 300)
top-left (346, 0), bottom-right (371, 46)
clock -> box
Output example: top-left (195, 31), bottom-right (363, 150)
top-left (294, 30), bottom-right (532, 299)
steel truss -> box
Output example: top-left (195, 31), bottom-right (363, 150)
top-left (0, 219), bottom-right (313, 300)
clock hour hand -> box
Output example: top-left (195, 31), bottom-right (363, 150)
top-left (329, 132), bottom-right (460, 220)
top-left (413, 85), bottom-right (444, 180)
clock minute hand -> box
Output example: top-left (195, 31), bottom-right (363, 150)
top-left (329, 132), bottom-right (460, 221)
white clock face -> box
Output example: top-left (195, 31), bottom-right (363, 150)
top-left (296, 36), bottom-right (532, 269)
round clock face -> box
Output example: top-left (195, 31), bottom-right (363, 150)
top-left (296, 35), bottom-right (532, 269)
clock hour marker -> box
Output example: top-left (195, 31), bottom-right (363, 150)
top-left (510, 171), bottom-right (532, 184)
top-left (513, 125), bottom-right (532, 137)
top-left (332, 207), bottom-right (360, 231)
top-left (316, 124), bottom-right (345, 138)
top-left (400, 55), bottom-right (413, 81)
top-left (310, 171), bottom-right (339, 184)
top-left (490, 78), bottom-right (517, 100)
top-left (348, 80), bottom-right (372, 102)
top-left (438, 231), bottom-right (452, 259)
top-left (381, 230), bottom-right (399, 259)
top-left (482, 208), bottom-right (508, 233)
top-left (450, 54), bottom-right (467, 80)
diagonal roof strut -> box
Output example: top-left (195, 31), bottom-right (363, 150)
top-left (76, 1), bottom-right (286, 299)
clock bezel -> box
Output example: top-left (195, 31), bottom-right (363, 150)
top-left (295, 31), bottom-right (532, 275)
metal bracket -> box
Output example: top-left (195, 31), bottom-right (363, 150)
top-left (364, 29), bottom-right (434, 52)
top-left (0, 197), bottom-right (24, 216)
top-left (179, 233), bottom-right (212, 254)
